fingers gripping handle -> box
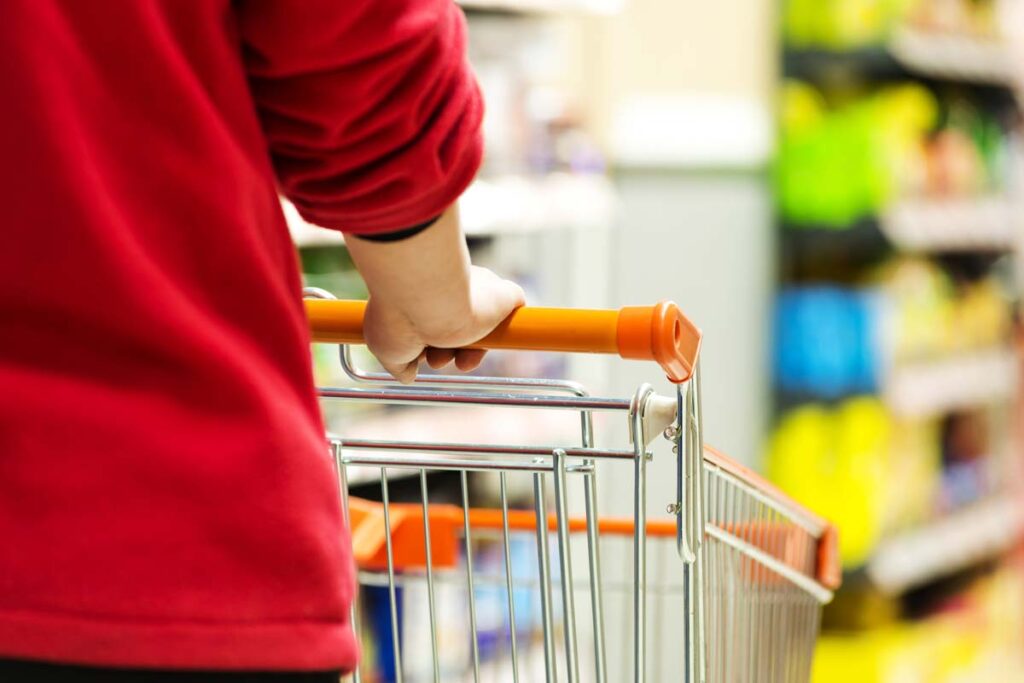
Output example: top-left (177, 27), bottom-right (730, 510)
top-left (304, 299), bottom-right (702, 382)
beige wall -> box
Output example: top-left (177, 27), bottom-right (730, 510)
top-left (564, 0), bottom-right (776, 167)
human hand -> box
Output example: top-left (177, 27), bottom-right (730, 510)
top-left (362, 266), bottom-right (525, 383)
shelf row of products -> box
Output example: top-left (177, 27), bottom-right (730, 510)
top-left (767, 394), bottom-right (1011, 569)
top-left (783, 0), bottom-right (1008, 51)
top-left (867, 494), bottom-right (1024, 593)
top-left (813, 557), bottom-right (1024, 681)
top-left (779, 80), bottom-right (1022, 228)
top-left (775, 10), bottom-right (1022, 669)
top-left (775, 257), bottom-right (1013, 399)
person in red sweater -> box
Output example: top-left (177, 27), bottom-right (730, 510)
top-left (0, 0), bottom-right (523, 680)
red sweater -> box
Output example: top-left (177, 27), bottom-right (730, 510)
top-left (0, 0), bottom-right (482, 671)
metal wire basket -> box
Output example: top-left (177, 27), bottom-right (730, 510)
top-left (306, 292), bottom-right (840, 683)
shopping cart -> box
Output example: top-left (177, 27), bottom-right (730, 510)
top-left (305, 292), bottom-right (841, 683)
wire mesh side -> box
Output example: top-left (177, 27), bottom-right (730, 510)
top-left (698, 457), bottom-right (829, 683)
top-left (700, 531), bottom-right (822, 683)
top-left (701, 459), bottom-right (824, 587)
top-left (339, 456), bottom-right (609, 683)
top-left (326, 379), bottom-right (833, 683)
top-left (340, 457), bottom-right (831, 683)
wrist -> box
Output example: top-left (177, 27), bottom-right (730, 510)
top-left (369, 285), bottom-right (474, 346)
top-left (349, 205), bottom-right (475, 344)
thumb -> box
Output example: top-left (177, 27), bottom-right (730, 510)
top-left (476, 274), bottom-right (526, 325)
top-left (381, 358), bottom-right (419, 385)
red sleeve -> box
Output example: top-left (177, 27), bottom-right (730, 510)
top-left (236, 0), bottom-right (484, 235)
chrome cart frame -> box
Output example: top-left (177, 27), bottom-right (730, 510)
top-left (306, 289), bottom-right (839, 683)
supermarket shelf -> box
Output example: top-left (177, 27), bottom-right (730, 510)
top-left (784, 30), bottom-right (1018, 89)
top-left (880, 196), bottom-right (1020, 253)
top-left (288, 174), bottom-right (616, 248)
top-left (867, 495), bottom-right (1024, 594)
top-left (783, 46), bottom-right (906, 82)
top-left (458, 0), bottom-right (622, 13)
top-left (775, 349), bottom-right (1018, 413)
top-left (780, 196), bottom-right (1019, 281)
top-left (884, 348), bottom-right (1017, 419)
top-left (780, 218), bottom-right (890, 281)
top-left (888, 26), bottom-right (1017, 87)
top-left (459, 173), bottom-right (615, 236)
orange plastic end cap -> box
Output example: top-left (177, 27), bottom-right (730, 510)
top-left (817, 525), bottom-right (842, 591)
top-left (617, 301), bottom-right (702, 383)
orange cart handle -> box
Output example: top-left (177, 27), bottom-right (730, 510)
top-left (305, 299), bottom-right (702, 383)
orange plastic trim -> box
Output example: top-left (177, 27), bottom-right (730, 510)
top-left (718, 521), bottom-right (825, 588)
top-left (347, 494), bottom-right (840, 591)
top-left (304, 299), bottom-right (702, 382)
top-left (345, 448), bottom-right (841, 590)
top-left (616, 301), bottom-right (701, 383)
top-left (347, 496), bottom-right (675, 571)
top-left (816, 525), bottom-right (842, 591)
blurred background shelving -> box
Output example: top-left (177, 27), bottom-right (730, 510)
top-left (785, 28), bottom-right (1018, 87)
top-left (285, 173), bottom-right (617, 247)
top-left (772, 0), bottom-right (1024, 679)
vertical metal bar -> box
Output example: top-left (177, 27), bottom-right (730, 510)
top-left (791, 595), bottom-right (802, 683)
top-left (691, 539), bottom-right (705, 683)
top-left (744, 492), bottom-right (755, 683)
top-left (631, 393), bottom-right (649, 683)
top-left (579, 408), bottom-right (608, 683)
top-left (419, 470), bottom-right (441, 683)
top-left (621, 533), bottom-right (633, 683)
top-left (754, 502), bottom-right (766, 683)
top-left (460, 470), bottom-right (481, 683)
top-left (583, 469), bottom-right (607, 683)
top-left (333, 445), bottom-right (362, 683)
top-left (767, 509), bottom-right (778, 682)
top-left (692, 388), bottom-right (704, 683)
top-left (739, 489), bottom-right (748, 683)
top-left (676, 383), bottom-right (695, 563)
top-left (533, 472), bottom-right (558, 682)
top-left (680, 397), bottom-right (695, 683)
top-left (794, 593), bottom-right (802, 679)
top-left (722, 476), bottom-right (734, 683)
top-left (793, 597), bottom-right (803, 682)
top-left (713, 474), bottom-right (724, 683)
top-left (680, 376), bottom-right (706, 683)
top-left (651, 539), bottom-right (666, 683)
top-left (705, 475), bottom-right (714, 683)
top-left (499, 473), bottom-right (521, 683)
top-left (691, 366), bottom-right (707, 683)
top-left (380, 468), bottom-right (404, 683)
top-left (811, 595), bottom-right (823, 679)
top-left (553, 449), bottom-right (580, 683)
top-left (683, 562), bottom-right (695, 683)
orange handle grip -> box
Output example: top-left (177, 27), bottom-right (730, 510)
top-left (304, 299), bottom-right (702, 383)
